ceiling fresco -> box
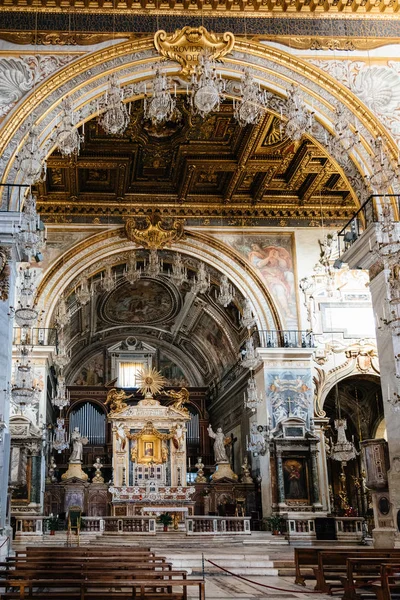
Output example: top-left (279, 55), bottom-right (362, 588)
top-left (35, 102), bottom-right (355, 226)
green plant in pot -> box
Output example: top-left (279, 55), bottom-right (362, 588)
top-left (267, 514), bottom-right (282, 535)
top-left (158, 512), bottom-right (173, 532)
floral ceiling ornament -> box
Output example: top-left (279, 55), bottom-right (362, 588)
top-left (98, 73), bottom-right (130, 135)
top-left (54, 96), bottom-right (84, 157)
top-left (125, 215), bottom-right (185, 250)
top-left (154, 26), bottom-right (235, 77)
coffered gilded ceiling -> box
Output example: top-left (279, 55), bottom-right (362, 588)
top-left (36, 101), bottom-right (355, 226)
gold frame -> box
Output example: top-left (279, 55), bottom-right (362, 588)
top-left (137, 435), bottom-right (162, 464)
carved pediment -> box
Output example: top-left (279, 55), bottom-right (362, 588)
top-left (9, 416), bottom-right (41, 440)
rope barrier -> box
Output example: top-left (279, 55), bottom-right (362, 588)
top-left (0, 537), bottom-right (9, 549)
top-left (205, 558), bottom-right (324, 594)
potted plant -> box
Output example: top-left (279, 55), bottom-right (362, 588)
top-left (47, 513), bottom-right (59, 535)
top-left (266, 514), bottom-right (282, 535)
top-left (158, 512), bottom-right (173, 532)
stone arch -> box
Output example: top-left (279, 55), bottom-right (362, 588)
top-left (0, 34), bottom-right (396, 209)
top-left (35, 228), bottom-right (282, 332)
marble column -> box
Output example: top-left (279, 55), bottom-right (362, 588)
top-left (310, 447), bottom-right (322, 507)
top-left (0, 212), bottom-right (23, 546)
top-left (340, 223), bottom-right (400, 546)
top-left (276, 451), bottom-right (285, 506)
top-left (29, 446), bottom-right (41, 505)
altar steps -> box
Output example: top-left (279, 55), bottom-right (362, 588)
top-left (88, 535), bottom-right (279, 576)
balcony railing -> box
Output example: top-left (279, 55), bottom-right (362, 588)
top-left (254, 330), bottom-right (314, 349)
top-left (13, 327), bottom-right (58, 348)
top-left (337, 194), bottom-right (400, 256)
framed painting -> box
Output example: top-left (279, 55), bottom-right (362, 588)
top-left (283, 456), bottom-right (310, 504)
top-left (137, 435), bottom-right (162, 464)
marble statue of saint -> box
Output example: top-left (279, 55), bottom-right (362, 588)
top-left (207, 425), bottom-right (228, 463)
top-left (173, 423), bottom-right (185, 451)
top-left (69, 427), bottom-right (88, 464)
top-left (115, 423), bottom-right (126, 451)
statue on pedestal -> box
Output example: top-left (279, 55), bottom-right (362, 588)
top-left (195, 457), bottom-right (207, 483)
top-left (62, 427), bottom-right (89, 481)
top-left (208, 425), bottom-right (238, 481)
top-left (92, 457), bottom-right (104, 483)
top-left (207, 425), bottom-right (229, 463)
top-left (240, 456), bottom-right (254, 484)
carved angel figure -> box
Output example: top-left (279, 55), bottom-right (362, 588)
top-left (105, 388), bottom-right (133, 413)
top-left (167, 388), bottom-right (190, 416)
top-left (115, 423), bottom-right (126, 451)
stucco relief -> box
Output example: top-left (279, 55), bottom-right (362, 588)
top-left (0, 55), bottom-right (75, 117)
top-left (310, 59), bottom-right (400, 148)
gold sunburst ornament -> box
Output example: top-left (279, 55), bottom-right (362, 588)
top-left (136, 367), bottom-right (167, 398)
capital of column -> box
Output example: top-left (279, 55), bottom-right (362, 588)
top-left (257, 347), bottom-right (314, 365)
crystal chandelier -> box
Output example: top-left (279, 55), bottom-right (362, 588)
top-left (124, 253), bottom-right (141, 285)
top-left (16, 192), bottom-right (45, 261)
top-left (233, 69), bottom-right (269, 127)
top-left (55, 96), bottom-right (84, 157)
top-left (76, 277), bottom-right (92, 306)
top-left (52, 376), bottom-right (70, 410)
top-left (101, 265), bottom-right (116, 293)
top-left (14, 268), bottom-right (38, 328)
top-left (332, 102), bottom-right (359, 153)
top-left (217, 275), bottom-right (234, 307)
top-left (53, 417), bottom-right (69, 452)
top-left (191, 262), bottom-right (210, 295)
top-left (98, 74), bottom-right (130, 135)
top-left (330, 418), bottom-right (358, 463)
top-left (284, 84), bottom-right (311, 142)
top-left (53, 330), bottom-right (69, 371)
top-left (188, 50), bottom-right (225, 119)
top-left (55, 297), bottom-right (69, 329)
top-left (240, 298), bottom-right (256, 329)
top-left (240, 336), bottom-right (262, 370)
top-left (170, 253), bottom-right (188, 287)
top-left (11, 348), bottom-right (40, 407)
top-left (144, 66), bottom-right (179, 125)
top-left (244, 371), bottom-right (263, 412)
top-left (15, 124), bottom-right (47, 185)
top-left (145, 249), bottom-right (163, 278)
top-left (367, 137), bottom-right (398, 195)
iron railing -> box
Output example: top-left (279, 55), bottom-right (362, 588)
top-left (253, 329), bottom-right (314, 349)
top-left (337, 194), bottom-right (400, 256)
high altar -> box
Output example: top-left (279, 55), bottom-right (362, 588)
top-left (106, 374), bottom-right (195, 518)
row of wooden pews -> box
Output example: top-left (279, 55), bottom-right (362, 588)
top-left (0, 546), bottom-right (205, 599)
top-left (294, 547), bottom-right (400, 599)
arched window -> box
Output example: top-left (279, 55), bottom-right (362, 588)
top-left (69, 402), bottom-right (106, 445)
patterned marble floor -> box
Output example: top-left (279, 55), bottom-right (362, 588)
top-left (187, 575), bottom-right (329, 599)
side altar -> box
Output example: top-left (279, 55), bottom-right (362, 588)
top-left (106, 371), bottom-right (195, 518)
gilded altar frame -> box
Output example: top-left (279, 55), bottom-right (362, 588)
top-left (137, 435), bottom-right (162, 464)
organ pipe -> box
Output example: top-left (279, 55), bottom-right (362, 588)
top-left (70, 402), bottom-right (106, 444)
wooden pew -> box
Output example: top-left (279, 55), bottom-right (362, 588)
top-left (370, 563), bottom-right (400, 600)
top-left (3, 576), bottom-right (205, 600)
top-left (314, 550), bottom-right (400, 594)
top-left (342, 558), bottom-right (400, 600)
